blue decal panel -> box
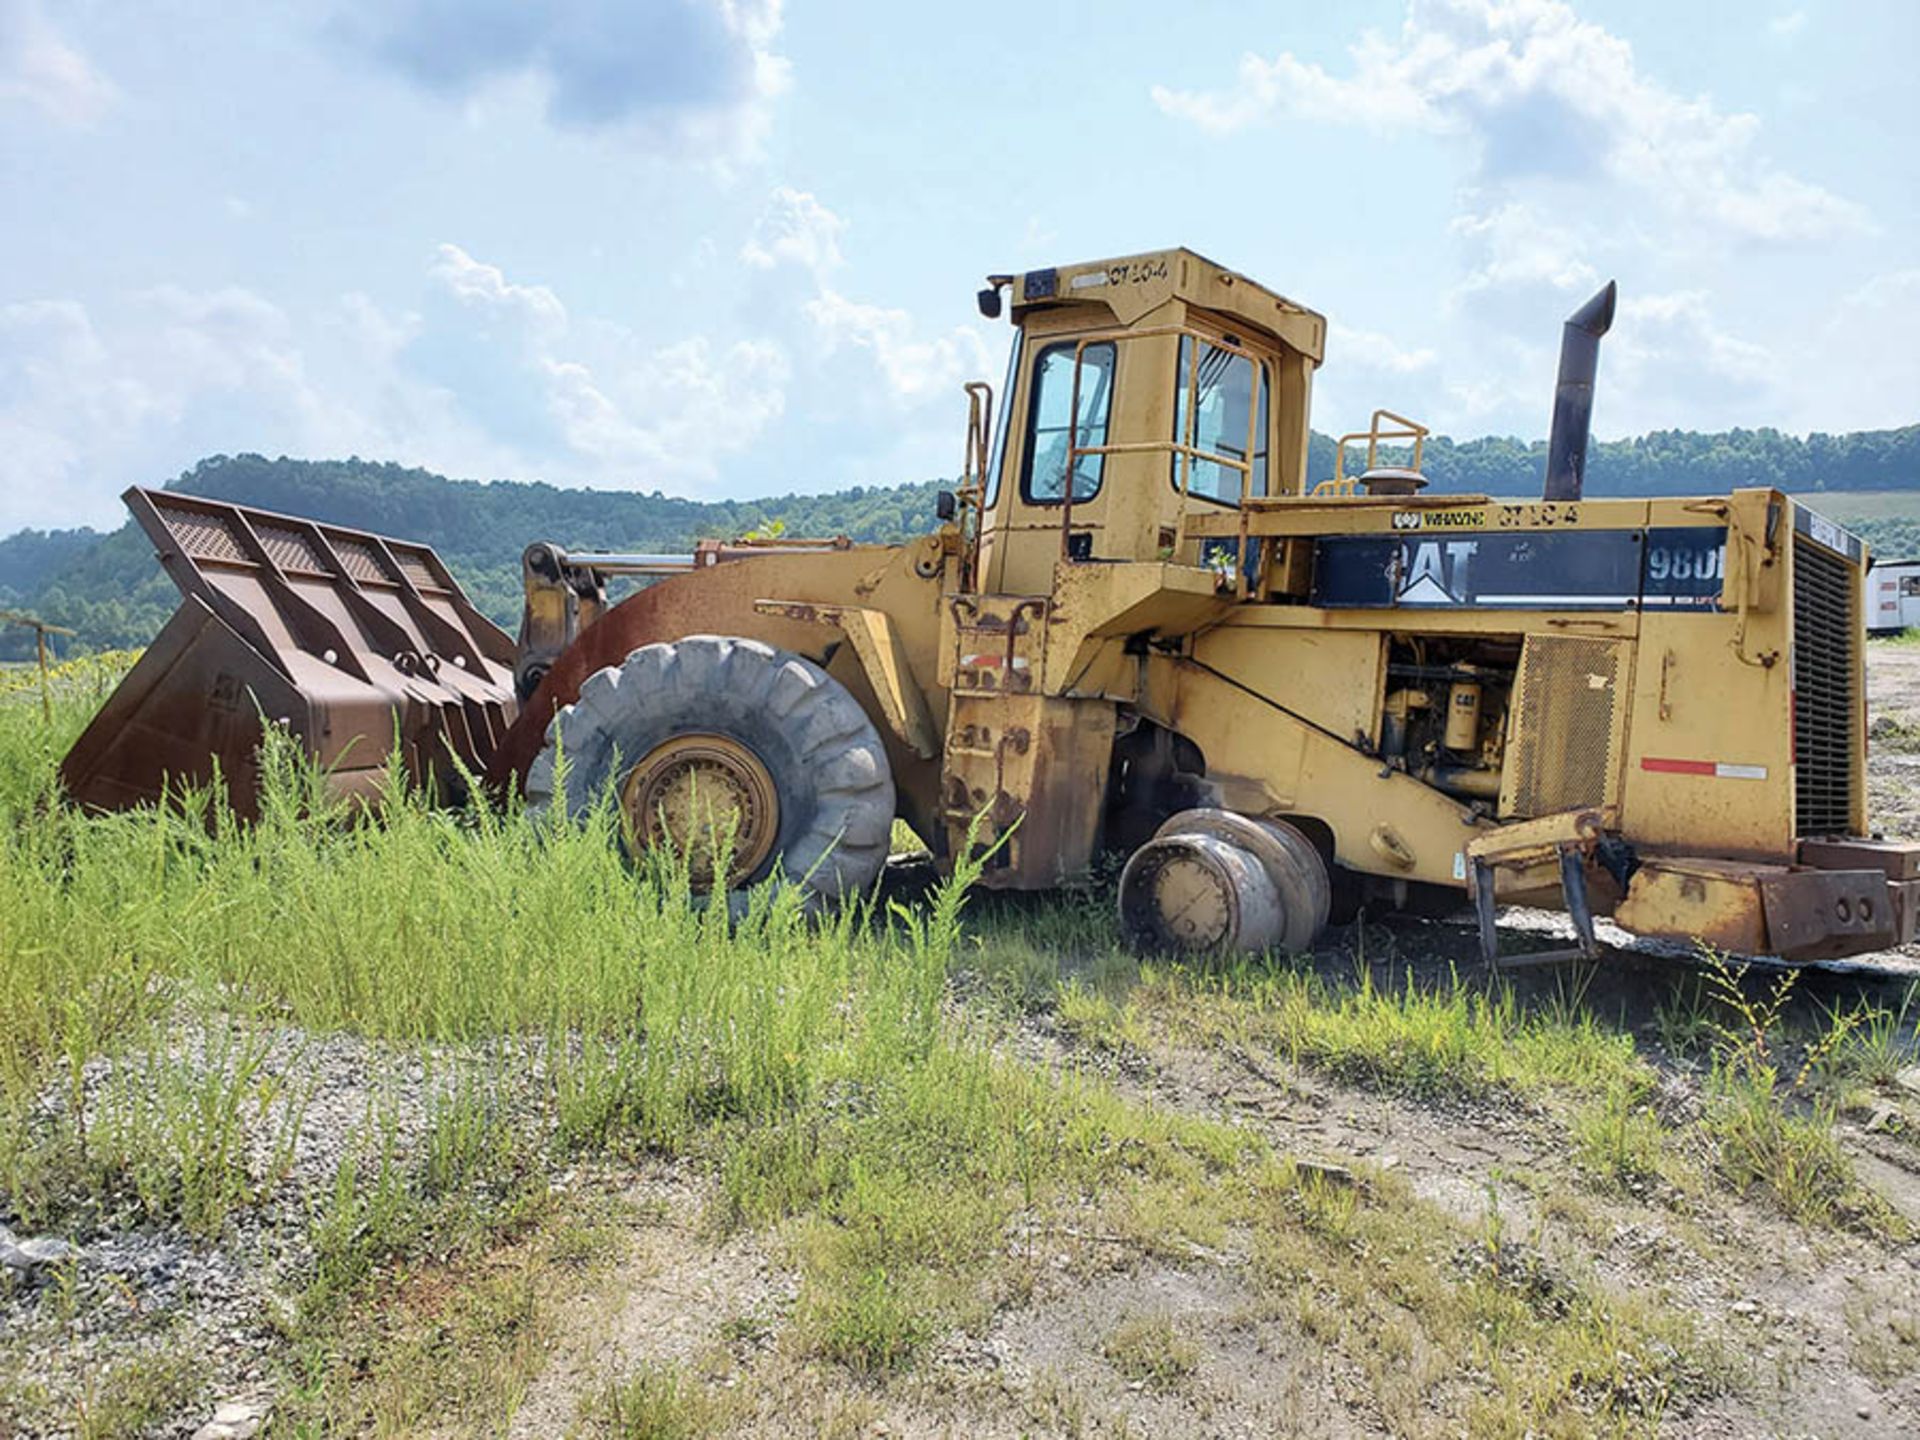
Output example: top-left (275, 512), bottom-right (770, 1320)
top-left (1641, 527), bottom-right (1726, 610)
top-left (1311, 526), bottom-right (1728, 611)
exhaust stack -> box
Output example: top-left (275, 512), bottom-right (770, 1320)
top-left (1542, 281), bottom-right (1617, 502)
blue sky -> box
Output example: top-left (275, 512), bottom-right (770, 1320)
top-left (2, 0), bottom-right (1915, 533)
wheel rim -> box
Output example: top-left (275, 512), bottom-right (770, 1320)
top-left (1150, 849), bottom-right (1236, 947)
top-left (619, 732), bottom-right (780, 888)
top-left (1120, 833), bottom-right (1285, 954)
top-left (1151, 809), bottom-right (1330, 950)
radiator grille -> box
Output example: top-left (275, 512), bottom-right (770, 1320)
top-left (1793, 536), bottom-right (1857, 836)
top-left (1503, 637), bottom-right (1623, 817)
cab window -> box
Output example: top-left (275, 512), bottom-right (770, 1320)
top-left (1022, 341), bottom-right (1115, 504)
top-left (1171, 336), bottom-right (1267, 505)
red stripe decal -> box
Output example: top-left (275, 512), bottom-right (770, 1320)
top-left (1641, 756), bottom-right (1717, 776)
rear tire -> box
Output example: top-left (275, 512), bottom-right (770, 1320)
top-left (1118, 832), bottom-right (1284, 954)
top-left (526, 635), bottom-right (895, 901)
top-left (1151, 809), bottom-right (1330, 951)
top-left (1125, 808), bottom-right (1333, 954)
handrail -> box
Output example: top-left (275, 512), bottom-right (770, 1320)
top-left (958, 380), bottom-right (993, 592)
top-left (1060, 323), bottom-right (1267, 598)
top-left (1330, 408), bottom-right (1428, 491)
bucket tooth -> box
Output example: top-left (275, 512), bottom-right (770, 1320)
top-left (59, 487), bottom-right (517, 816)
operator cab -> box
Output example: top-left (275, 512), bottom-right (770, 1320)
top-left (961, 249), bottom-right (1327, 597)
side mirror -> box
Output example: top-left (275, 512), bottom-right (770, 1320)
top-left (935, 490), bottom-right (958, 521)
top-left (976, 287), bottom-right (1002, 319)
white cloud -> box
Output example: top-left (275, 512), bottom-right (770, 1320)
top-left (1797, 268), bottom-right (1920, 432)
top-left (0, 248), bottom-right (799, 530)
top-left (419, 242), bottom-right (790, 480)
top-left (0, 287), bottom-right (362, 530)
top-left (1153, 0), bottom-right (1868, 243)
top-left (0, 185), bottom-right (1005, 532)
top-left (740, 186), bottom-right (845, 277)
top-left (1313, 323), bottom-right (1443, 443)
top-left (428, 243), bottom-right (569, 336)
top-left (1152, 37), bottom-right (1430, 137)
top-left (1321, 282), bottom-right (1794, 443)
top-left (1329, 323), bottom-right (1438, 377)
top-left (1447, 202), bottom-right (1599, 303)
top-left (804, 289), bottom-right (994, 402)
top-left (1606, 289), bottom-right (1778, 423)
top-left (1767, 10), bottom-right (1807, 39)
top-left (742, 184), bottom-right (998, 408)
top-left (0, 0), bottom-right (115, 125)
top-left (533, 338), bottom-right (789, 472)
top-left (1153, 1), bottom-right (1890, 443)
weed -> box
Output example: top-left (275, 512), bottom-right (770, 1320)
top-left (578, 1364), bottom-right (729, 1439)
top-left (798, 1264), bottom-right (937, 1374)
top-left (1102, 1312), bottom-right (1199, 1389)
top-left (1847, 1289), bottom-right (1920, 1384)
top-left (717, 1310), bottom-right (772, 1346)
top-left (1705, 1073), bottom-right (1878, 1228)
top-left (1151, 963), bottom-right (1648, 1102)
top-left (1056, 981), bottom-right (1150, 1054)
top-left (1694, 951), bottom-right (1896, 1230)
top-left (0, 657), bottom-right (1756, 1433)
top-left (1242, 1161), bottom-right (1725, 1436)
top-left (1819, 982), bottom-right (1919, 1093)
top-left (1571, 1080), bottom-right (1672, 1193)
top-left (70, 1342), bottom-right (198, 1440)
top-left (285, 1181), bottom-right (593, 1434)
top-left (1652, 976), bottom-right (1718, 1058)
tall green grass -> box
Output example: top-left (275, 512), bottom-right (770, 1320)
top-left (0, 676), bottom-right (1251, 1377)
top-left (2, 670), bottom-right (1742, 1432)
top-left (2, 703), bottom-right (970, 1214)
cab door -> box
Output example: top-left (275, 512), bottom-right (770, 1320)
top-left (979, 334), bottom-right (1122, 597)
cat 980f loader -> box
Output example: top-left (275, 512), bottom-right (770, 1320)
top-left (61, 248), bottom-right (1920, 963)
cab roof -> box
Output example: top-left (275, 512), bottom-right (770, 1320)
top-left (1008, 247), bottom-right (1327, 364)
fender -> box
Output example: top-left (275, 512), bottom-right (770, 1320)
top-left (753, 599), bottom-right (940, 759)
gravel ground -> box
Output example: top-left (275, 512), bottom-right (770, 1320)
top-left (1, 1022), bottom-right (560, 1438)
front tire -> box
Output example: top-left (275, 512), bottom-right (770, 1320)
top-left (526, 635), bottom-right (895, 901)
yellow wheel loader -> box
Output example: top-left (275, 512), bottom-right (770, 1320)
top-left (60, 248), bottom-right (1920, 963)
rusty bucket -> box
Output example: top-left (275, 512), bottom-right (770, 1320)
top-left (60, 488), bottom-right (518, 817)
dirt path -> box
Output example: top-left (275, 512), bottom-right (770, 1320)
top-left (1868, 640), bottom-right (1920, 848)
top-left (504, 1162), bottom-right (796, 1440)
top-left (500, 982), bottom-right (1919, 1439)
top-left (1121, 1034), bottom-right (1920, 1439)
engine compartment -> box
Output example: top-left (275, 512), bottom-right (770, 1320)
top-left (1378, 635), bottom-right (1520, 815)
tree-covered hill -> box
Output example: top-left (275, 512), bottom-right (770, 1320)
top-left (1405, 425), bottom-right (1920, 499)
top-left (2, 455), bottom-right (946, 659)
top-left (4, 422), bottom-right (1917, 659)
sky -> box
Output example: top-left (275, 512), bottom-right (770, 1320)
top-left (1, 0), bottom-right (1915, 534)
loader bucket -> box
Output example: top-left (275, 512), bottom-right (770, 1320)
top-left (60, 487), bottom-right (517, 818)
